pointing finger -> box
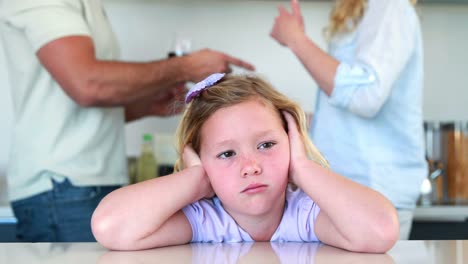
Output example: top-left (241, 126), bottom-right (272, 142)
top-left (225, 55), bottom-right (255, 71)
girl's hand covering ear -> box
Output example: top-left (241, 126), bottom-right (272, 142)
top-left (182, 145), bottom-right (215, 199)
top-left (283, 111), bottom-right (308, 185)
top-left (183, 144), bottom-right (202, 168)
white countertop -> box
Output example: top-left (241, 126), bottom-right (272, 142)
top-left (0, 240), bottom-right (466, 264)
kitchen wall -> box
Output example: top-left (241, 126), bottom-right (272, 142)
top-left (104, 0), bottom-right (468, 156)
top-left (0, 1), bottom-right (467, 189)
top-left (106, 0), bottom-right (331, 156)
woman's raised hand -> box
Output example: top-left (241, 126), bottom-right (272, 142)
top-left (270, 0), bottom-right (305, 47)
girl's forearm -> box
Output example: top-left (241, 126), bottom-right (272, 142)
top-left (295, 160), bottom-right (398, 247)
top-left (91, 166), bottom-right (205, 243)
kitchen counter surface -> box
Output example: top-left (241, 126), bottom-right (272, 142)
top-left (0, 240), bottom-right (467, 264)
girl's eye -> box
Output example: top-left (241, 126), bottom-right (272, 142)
top-left (258, 141), bottom-right (276, 150)
top-left (217, 151), bottom-right (236, 159)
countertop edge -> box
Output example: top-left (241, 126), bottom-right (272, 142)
top-left (1, 205), bottom-right (468, 223)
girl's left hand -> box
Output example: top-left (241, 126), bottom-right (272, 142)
top-left (182, 144), bottom-right (202, 168)
top-left (283, 111), bottom-right (309, 186)
top-left (183, 145), bottom-right (215, 199)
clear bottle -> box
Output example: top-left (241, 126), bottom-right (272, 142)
top-left (137, 134), bottom-right (158, 182)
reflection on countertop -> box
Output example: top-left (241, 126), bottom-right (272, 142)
top-left (97, 243), bottom-right (395, 264)
top-left (0, 240), bottom-right (467, 264)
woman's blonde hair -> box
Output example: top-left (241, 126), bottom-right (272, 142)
top-left (325, 0), bottom-right (418, 41)
top-left (174, 74), bottom-right (329, 172)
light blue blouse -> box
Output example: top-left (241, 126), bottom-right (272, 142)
top-left (310, 0), bottom-right (428, 209)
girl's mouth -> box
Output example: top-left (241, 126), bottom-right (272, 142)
top-left (241, 183), bottom-right (268, 194)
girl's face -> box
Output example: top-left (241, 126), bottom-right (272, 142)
top-left (199, 99), bottom-right (290, 219)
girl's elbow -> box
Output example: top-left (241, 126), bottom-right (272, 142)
top-left (381, 211), bottom-right (400, 252)
top-left (358, 211), bottom-right (400, 253)
top-left (372, 220), bottom-right (399, 253)
top-left (91, 211), bottom-right (125, 250)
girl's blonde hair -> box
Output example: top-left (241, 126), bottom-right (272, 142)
top-left (325, 0), bottom-right (418, 41)
top-left (174, 74), bottom-right (329, 172)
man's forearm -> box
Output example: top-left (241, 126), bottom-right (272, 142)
top-left (82, 57), bottom-right (188, 107)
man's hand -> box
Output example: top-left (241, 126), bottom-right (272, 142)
top-left (124, 83), bottom-right (185, 122)
top-left (185, 49), bottom-right (255, 82)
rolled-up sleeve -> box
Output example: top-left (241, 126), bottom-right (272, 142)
top-left (329, 0), bottom-right (416, 118)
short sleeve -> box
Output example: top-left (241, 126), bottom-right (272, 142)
top-left (1, 0), bottom-right (91, 52)
top-left (296, 191), bottom-right (321, 242)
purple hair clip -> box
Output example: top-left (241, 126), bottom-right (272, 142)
top-left (185, 73), bottom-right (226, 103)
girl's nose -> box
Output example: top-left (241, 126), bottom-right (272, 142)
top-left (241, 158), bottom-right (262, 177)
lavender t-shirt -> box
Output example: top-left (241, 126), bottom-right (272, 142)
top-left (182, 187), bottom-right (321, 242)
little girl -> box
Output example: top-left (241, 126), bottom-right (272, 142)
top-left (91, 73), bottom-right (399, 253)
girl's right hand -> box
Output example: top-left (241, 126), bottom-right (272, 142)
top-left (182, 145), bottom-right (215, 199)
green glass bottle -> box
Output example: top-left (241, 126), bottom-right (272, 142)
top-left (137, 134), bottom-right (158, 182)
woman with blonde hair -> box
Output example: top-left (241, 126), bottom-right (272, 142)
top-left (92, 73), bottom-right (398, 252)
top-left (271, 0), bottom-right (426, 240)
